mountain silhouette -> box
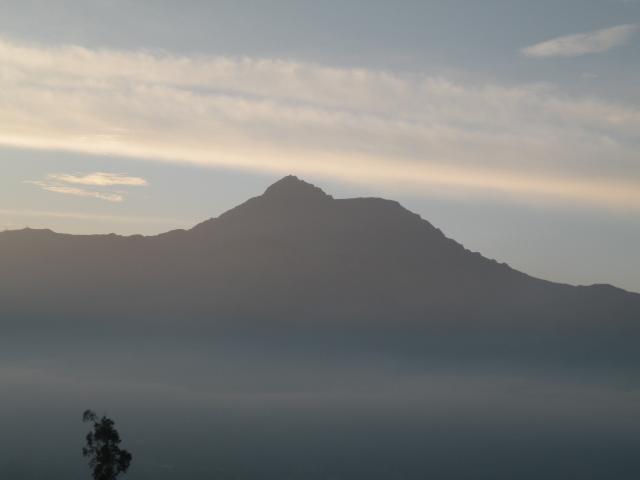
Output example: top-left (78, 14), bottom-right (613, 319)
top-left (1, 175), bottom-right (639, 343)
top-left (3, 176), bottom-right (640, 480)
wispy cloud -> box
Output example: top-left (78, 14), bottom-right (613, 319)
top-left (522, 24), bottom-right (638, 58)
top-left (25, 172), bottom-right (148, 202)
top-left (48, 172), bottom-right (148, 186)
top-left (25, 180), bottom-right (124, 202)
top-left (1, 37), bottom-right (639, 211)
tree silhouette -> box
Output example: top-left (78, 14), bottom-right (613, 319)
top-left (82, 410), bottom-right (132, 480)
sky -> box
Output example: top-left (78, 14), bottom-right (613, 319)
top-left (0, 0), bottom-right (639, 292)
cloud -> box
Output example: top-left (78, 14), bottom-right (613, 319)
top-left (25, 180), bottom-right (124, 202)
top-left (1, 37), bottom-right (639, 211)
top-left (48, 172), bottom-right (148, 186)
top-left (24, 172), bottom-right (147, 202)
top-left (522, 24), bottom-right (639, 58)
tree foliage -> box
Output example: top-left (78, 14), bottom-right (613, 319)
top-left (82, 409), bottom-right (132, 480)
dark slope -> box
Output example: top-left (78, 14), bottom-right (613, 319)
top-left (1, 175), bottom-right (638, 334)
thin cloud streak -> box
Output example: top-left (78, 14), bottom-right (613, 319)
top-left (522, 24), bottom-right (639, 58)
top-left (48, 172), bottom-right (148, 186)
top-left (24, 172), bottom-right (148, 202)
top-left (1, 37), bottom-right (639, 211)
top-left (25, 180), bottom-right (124, 202)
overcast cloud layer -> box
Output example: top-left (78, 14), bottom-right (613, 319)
top-left (1, 37), bottom-right (639, 211)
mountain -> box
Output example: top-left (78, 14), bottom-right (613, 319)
top-left (2, 176), bottom-right (640, 480)
top-left (2, 175), bottom-right (639, 333)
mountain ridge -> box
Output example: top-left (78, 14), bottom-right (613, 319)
top-left (2, 176), bottom-right (635, 295)
top-left (1, 176), bottom-right (639, 375)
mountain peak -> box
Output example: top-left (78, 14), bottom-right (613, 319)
top-left (262, 175), bottom-right (332, 200)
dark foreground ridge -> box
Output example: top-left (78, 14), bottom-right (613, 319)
top-left (1, 175), bottom-right (639, 330)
